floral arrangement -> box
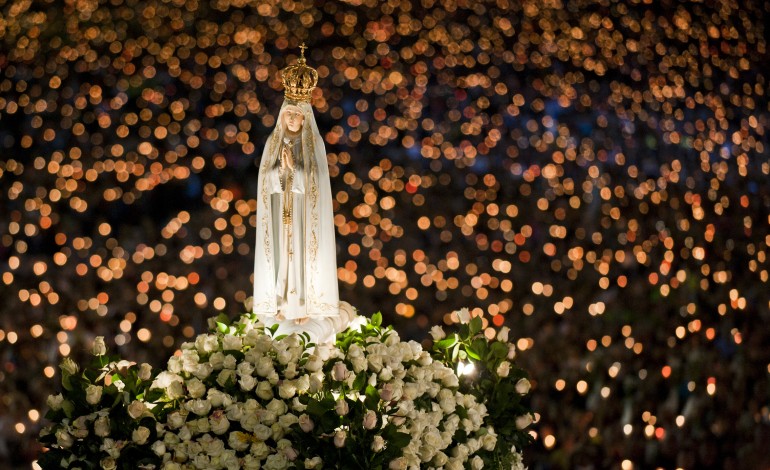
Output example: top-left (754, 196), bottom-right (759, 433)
top-left (39, 309), bottom-right (533, 469)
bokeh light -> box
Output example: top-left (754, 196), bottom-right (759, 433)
top-left (0, 0), bottom-right (768, 468)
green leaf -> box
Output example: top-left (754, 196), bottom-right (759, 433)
top-left (465, 347), bottom-right (481, 361)
top-left (216, 321), bottom-right (228, 334)
top-left (490, 341), bottom-right (508, 359)
top-left (434, 336), bottom-right (458, 350)
top-left (451, 343), bottom-right (460, 361)
top-left (371, 312), bottom-right (382, 327)
top-left (469, 316), bottom-right (482, 335)
top-left (352, 372), bottom-right (367, 392)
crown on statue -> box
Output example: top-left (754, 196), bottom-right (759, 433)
top-left (281, 43), bottom-right (318, 102)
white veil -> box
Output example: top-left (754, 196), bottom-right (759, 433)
top-left (252, 100), bottom-right (339, 319)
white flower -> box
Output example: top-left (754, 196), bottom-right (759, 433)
top-left (273, 379), bottom-right (294, 399)
top-left (456, 308), bottom-right (471, 324)
top-left (389, 457), bottom-right (407, 469)
top-left (372, 435), bottom-right (385, 452)
top-left (304, 456), bottom-right (323, 469)
top-left (181, 349), bottom-right (200, 373)
top-left (256, 356), bottom-right (274, 376)
top-left (167, 410), bottom-right (187, 429)
top-left (471, 455), bottom-right (484, 470)
top-left (333, 430), bottom-right (347, 448)
top-left (209, 410), bottom-right (230, 435)
top-left (239, 374), bottom-right (257, 391)
top-left (380, 383), bottom-right (394, 401)
top-left (237, 361), bottom-right (255, 377)
top-left (92, 336), bottom-right (107, 356)
top-left (138, 363), bottom-right (153, 381)
top-left (298, 414), bottom-right (314, 432)
top-left (151, 440), bottom-right (166, 456)
top-left (363, 409), bottom-right (377, 429)
top-left (255, 380), bottom-right (274, 400)
top-left (507, 343), bottom-right (517, 360)
top-left (55, 429), bottom-right (74, 448)
top-left (515, 413), bottom-right (533, 429)
top-left (186, 378), bottom-right (206, 398)
top-left (223, 354), bottom-right (237, 369)
top-left (216, 369), bottom-right (236, 387)
top-left (304, 354), bottom-right (323, 372)
top-left (335, 399), bottom-right (349, 416)
top-left (332, 361), bottom-right (349, 381)
top-left (193, 362), bottom-right (213, 380)
top-left (209, 352), bottom-right (225, 370)
top-left (186, 398), bottom-right (212, 416)
top-left (481, 428), bottom-right (497, 451)
top-left (132, 426), bottom-right (151, 445)
top-left (128, 400), bottom-right (147, 419)
top-left (195, 334), bottom-right (219, 354)
top-left (497, 326), bottom-right (510, 343)
top-left (433, 451), bottom-right (448, 466)
top-left (94, 415), bottom-right (110, 437)
top-left (283, 446), bottom-right (299, 461)
top-left (60, 357), bottom-right (79, 375)
top-left (429, 325), bottom-right (446, 341)
top-left (515, 378), bottom-right (531, 395)
top-left (266, 398), bottom-right (288, 416)
top-left (100, 457), bottom-right (117, 470)
top-left (253, 424), bottom-right (272, 441)
top-left (46, 393), bottom-right (64, 411)
top-left (222, 335), bottom-right (243, 351)
top-left (496, 361), bottom-right (511, 378)
top-left (228, 431), bottom-right (251, 452)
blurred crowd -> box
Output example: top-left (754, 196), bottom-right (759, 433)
top-left (1, 0), bottom-right (769, 468)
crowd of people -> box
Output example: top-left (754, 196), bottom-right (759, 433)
top-left (0, 0), bottom-right (768, 468)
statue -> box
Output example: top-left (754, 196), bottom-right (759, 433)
top-left (252, 45), bottom-right (354, 343)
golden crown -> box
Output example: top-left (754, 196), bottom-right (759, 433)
top-left (281, 44), bottom-right (318, 102)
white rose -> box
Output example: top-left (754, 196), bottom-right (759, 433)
top-left (481, 429), bottom-right (497, 451)
top-left (181, 350), bottom-right (200, 374)
top-left (304, 354), bottom-right (323, 372)
top-left (379, 366), bottom-right (393, 381)
top-left (186, 398), bottom-right (212, 416)
top-left (138, 363), bottom-right (153, 381)
top-left (100, 457), bottom-right (117, 470)
top-left (222, 335), bottom-right (242, 351)
top-left (239, 374), bottom-right (257, 392)
top-left (237, 361), bottom-right (255, 377)
top-left (92, 336), bottom-right (107, 356)
top-left (278, 413), bottom-right (298, 430)
top-left (194, 362), bottom-right (213, 380)
top-left (471, 455), bottom-right (483, 470)
top-left (429, 325), bottom-right (446, 341)
top-left (380, 383), bottom-right (394, 401)
top-left (266, 398), bottom-right (287, 416)
top-left (167, 410), bottom-right (187, 429)
top-left (515, 413), bottom-right (533, 429)
top-left (128, 400), bottom-right (147, 419)
top-left (209, 411), bottom-right (230, 435)
top-left (455, 307), bottom-right (471, 324)
top-left (196, 334), bottom-right (219, 354)
top-left (255, 380), bottom-right (274, 400)
top-left (389, 457), bottom-right (407, 469)
top-left (363, 409), bottom-right (377, 429)
top-left (94, 415), bottom-right (110, 437)
top-left (55, 429), bottom-right (74, 448)
top-left (279, 381), bottom-right (297, 399)
top-left (209, 352), bottom-right (225, 370)
top-left (223, 354), bottom-right (237, 370)
top-left (296, 374), bottom-right (310, 394)
top-left (298, 414), bottom-right (314, 432)
top-left (433, 451), bottom-right (448, 466)
top-left (333, 430), bottom-right (346, 448)
top-left (332, 362), bottom-right (349, 381)
top-left (186, 378), bottom-right (206, 398)
top-left (497, 326), bottom-right (510, 343)
top-left (496, 361), bottom-right (511, 378)
top-left (216, 369), bottom-right (236, 387)
top-left (253, 424), bottom-right (272, 441)
top-left (304, 456), bottom-right (323, 469)
top-left (283, 446), bottom-right (299, 461)
top-left (256, 356), bottom-right (274, 376)
top-left (59, 357), bottom-right (79, 376)
top-left (507, 343), bottom-right (517, 360)
top-left (372, 435), bottom-right (385, 452)
top-left (132, 426), bottom-right (151, 445)
top-left (335, 399), bottom-right (349, 416)
top-left (151, 440), bottom-right (166, 456)
top-left (515, 378), bottom-right (531, 395)
top-left (228, 431), bottom-right (251, 452)
top-left (46, 393), bottom-right (64, 411)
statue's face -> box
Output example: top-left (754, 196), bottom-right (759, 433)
top-left (283, 106), bottom-right (304, 134)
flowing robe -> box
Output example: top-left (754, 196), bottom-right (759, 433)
top-left (252, 101), bottom-right (339, 320)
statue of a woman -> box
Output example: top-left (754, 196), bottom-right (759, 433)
top-left (252, 46), bottom-right (348, 342)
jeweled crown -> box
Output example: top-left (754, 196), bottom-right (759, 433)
top-left (281, 44), bottom-right (318, 102)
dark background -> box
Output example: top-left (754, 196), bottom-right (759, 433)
top-left (0, 0), bottom-right (768, 468)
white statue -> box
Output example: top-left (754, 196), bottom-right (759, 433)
top-left (252, 45), bottom-right (354, 343)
